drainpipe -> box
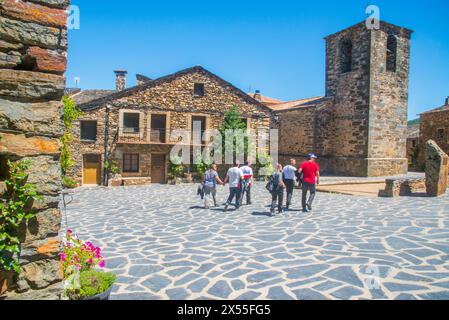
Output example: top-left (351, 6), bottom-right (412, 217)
top-left (103, 104), bottom-right (111, 186)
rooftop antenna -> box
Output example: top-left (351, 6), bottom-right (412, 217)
top-left (74, 77), bottom-right (80, 88)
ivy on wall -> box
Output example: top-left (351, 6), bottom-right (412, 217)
top-left (0, 159), bottom-right (42, 273)
top-left (60, 96), bottom-right (82, 188)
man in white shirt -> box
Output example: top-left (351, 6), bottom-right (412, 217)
top-left (239, 161), bottom-right (253, 205)
top-left (282, 158), bottom-right (297, 210)
top-left (223, 162), bottom-right (244, 212)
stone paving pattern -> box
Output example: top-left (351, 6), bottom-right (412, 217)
top-left (63, 183), bottom-right (449, 300)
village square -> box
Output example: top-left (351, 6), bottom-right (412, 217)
top-left (0, 0), bottom-right (448, 302)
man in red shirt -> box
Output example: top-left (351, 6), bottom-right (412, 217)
top-left (298, 153), bottom-right (320, 213)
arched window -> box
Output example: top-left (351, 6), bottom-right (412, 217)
top-left (386, 35), bottom-right (398, 72)
top-left (340, 40), bottom-right (353, 73)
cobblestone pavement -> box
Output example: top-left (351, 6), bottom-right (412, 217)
top-left (62, 183), bottom-right (449, 300)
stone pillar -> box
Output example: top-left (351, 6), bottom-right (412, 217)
top-left (0, 0), bottom-right (69, 299)
top-left (425, 140), bottom-right (449, 197)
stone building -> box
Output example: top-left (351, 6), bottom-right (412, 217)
top-left (0, 0), bottom-right (69, 298)
top-left (407, 122), bottom-right (420, 170)
top-left (418, 97), bottom-right (449, 169)
top-left (68, 66), bottom-right (272, 186)
top-left (271, 20), bottom-right (413, 177)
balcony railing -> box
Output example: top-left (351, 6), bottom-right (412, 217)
top-left (118, 127), bottom-right (208, 145)
top-left (149, 128), bottom-right (166, 143)
top-left (118, 127), bottom-right (167, 143)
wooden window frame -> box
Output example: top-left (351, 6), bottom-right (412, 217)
top-left (123, 153), bottom-right (140, 173)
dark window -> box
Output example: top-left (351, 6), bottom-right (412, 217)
top-left (191, 116), bottom-right (207, 144)
top-left (386, 35), bottom-right (398, 72)
top-left (340, 40), bottom-right (353, 73)
top-left (437, 128), bottom-right (445, 140)
top-left (240, 118), bottom-right (248, 129)
top-left (194, 83), bottom-right (204, 97)
top-left (123, 113), bottom-right (140, 133)
top-left (412, 140), bottom-right (417, 148)
top-left (123, 154), bottom-right (139, 173)
top-left (150, 114), bottom-right (167, 143)
top-left (80, 121), bottom-right (97, 141)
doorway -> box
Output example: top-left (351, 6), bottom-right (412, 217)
top-left (83, 154), bottom-right (101, 185)
top-left (151, 154), bottom-right (166, 184)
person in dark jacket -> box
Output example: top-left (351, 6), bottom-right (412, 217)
top-left (270, 164), bottom-right (286, 216)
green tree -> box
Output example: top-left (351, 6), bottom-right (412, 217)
top-left (219, 105), bottom-right (249, 163)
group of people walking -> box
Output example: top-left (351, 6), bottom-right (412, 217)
top-left (200, 153), bottom-right (320, 216)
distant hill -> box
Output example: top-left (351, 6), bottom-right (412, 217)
top-left (408, 118), bottom-right (420, 125)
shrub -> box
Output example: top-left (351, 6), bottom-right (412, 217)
top-left (256, 152), bottom-right (275, 178)
top-left (65, 270), bottom-right (116, 300)
top-left (168, 156), bottom-right (184, 179)
top-left (193, 162), bottom-right (208, 180)
top-left (62, 176), bottom-right (78, 189)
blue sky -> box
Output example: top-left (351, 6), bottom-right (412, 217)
top-left (67, 0), bottom-right (449, 120)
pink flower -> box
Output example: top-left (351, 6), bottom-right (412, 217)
top-left (67, 229), bottom-right (73, 234)
top-left (99, 260), bottom-right (105, 268)
top-left (60, 253), bottom-right (67, 262)
top-left (86, 258), bottom-right (93, 264)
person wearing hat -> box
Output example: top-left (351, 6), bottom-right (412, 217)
top-left (297, 153), bottom-right (320, 213)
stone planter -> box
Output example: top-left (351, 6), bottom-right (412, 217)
top-left (0, 271), bottom-right (14, 297)
top-left (184, 173), bottom-right (193, 184)
top-left (168, 178), bottom-right (182, 185)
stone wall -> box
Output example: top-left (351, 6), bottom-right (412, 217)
top-left (0, 0), bottom-right (69, 298)
top-left (368, 23), bottom-right (411, 176)
top-left (68, 68), bottom-right (272, 185)
top-left (419, 108), bottom-right (449, 169)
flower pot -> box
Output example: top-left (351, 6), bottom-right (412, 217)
top-left (82, 286), bottom-right (113, 301)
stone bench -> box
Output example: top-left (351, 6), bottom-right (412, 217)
top-left (109, 177), bottom-right (152, 186)
top-left (379, 178), bottom-right (426, 197)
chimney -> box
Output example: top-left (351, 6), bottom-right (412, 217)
top-left (114, 69), bottom-right (127, 91)
top-left (254, 90), bottom-right (262, 102)
top-left (445, 96), bottom-right (449, 106)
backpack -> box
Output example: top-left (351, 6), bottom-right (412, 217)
top-left (265, 174), bottom-right (278, 193)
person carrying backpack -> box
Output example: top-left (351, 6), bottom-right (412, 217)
top-left (203, 164), bottom-right (224, 209)
top-left (268, 163), bottom-right (286, 216)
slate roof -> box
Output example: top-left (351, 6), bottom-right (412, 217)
top-left (247, 93), bottom-right (284, 106)
top-left (421, 103), bottom-right (449, 115)
top-left (77, 66), bottom-right (270, 113)
top-left (69, 90), bottom-right (115, 106)
top-left (270, 96), bottom-right (326, 112)
top-left (407, 124), bottom-right (420, 139)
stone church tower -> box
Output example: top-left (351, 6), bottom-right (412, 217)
top-left (274, 20), bottom-right (413, 177)
top-left (322, 21), bottom-right (413, 176)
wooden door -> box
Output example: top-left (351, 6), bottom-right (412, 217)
top-left (151, 154), bottom-right (166, 184)
top-left (83, 154), bottom-right (101, 185)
